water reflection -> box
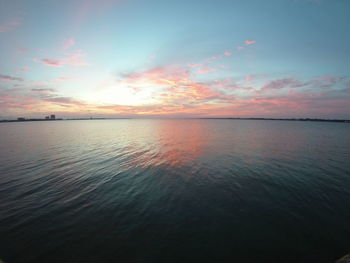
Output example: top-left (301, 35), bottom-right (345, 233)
top-left (154, 120), bottom-right (212, 167)
top-left (1, 120), bottom-right (350, 263)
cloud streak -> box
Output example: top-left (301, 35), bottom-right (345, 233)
top-left (0, 20), bottom-right (20, 32)
top-left (34, 51), bottom-right (88, 67)
top-left (0, 74), bottom-right (24, 82)
top-left (245, 40), bottom-right (256, 45)
top-left (63, 38), bottom-right (75, 50)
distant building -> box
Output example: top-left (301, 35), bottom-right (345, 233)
top-left (45, 116), bottom-right (50, 119)
top-left (50, 114), bottom-right (55, 120)
top-left (17, 117), bottom-right (25, 121)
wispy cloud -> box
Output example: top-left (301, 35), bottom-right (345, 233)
top-left (197, 65), bottom-right (216, 74)
top-left (0, 74), bottom-right (24, 82)
top-left (20, 66), bottom-right (31, 72)
top-left (63, 38), bottom-right (75, 50)
top-left (244, 40), bottom-right (256, 45)
top-left (34, 50), bottom-right (88, 67)
top-left (58, 77), bottom-right (72, 81)
top-left (188, 63), bottom-right (202, 68)
top-left (16, 48), bottom-right (30, 53)
top-left (257, 78), bottom-right (305, 94)
top-left (31, 88), bottom-right (57, 93)
top-left (0, 20), bottom-right (20, 32)
top-left (34, 58), bottom-right (62, 67)
top-left (43, 96), bottom-right (86, 106)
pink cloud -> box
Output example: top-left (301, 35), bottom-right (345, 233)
top-left (34, 51), bottom-right (88, 68)
top-left (224, 51), bottom-right (232, 56)
top-left (117, 65), bottom-right (233, 107)
top-left (0, 20), bottom-right (20, 32)
top-left (237, 46), bottom-right (245, 51)
top-left (16, 48), bottom-right (29, 53)
top-left (63, 51), bottom-right (88, 66)
top-left (197, 65), bottom-right (216, 74)
top-left (63, 38), bottom-right (75, 49)
top-left (188, 63), bottom-right (202, 68)
top-left (245, 40), bottom-right (256, 45)
top-left (38, 58), bottom-right (63, 67)
top-left (122, 66), bottom-right (191, 87)
top-left (58, 77), bottom-right (72, 81)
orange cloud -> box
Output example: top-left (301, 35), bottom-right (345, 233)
top-left (1, 58), bottom-right (349, 119)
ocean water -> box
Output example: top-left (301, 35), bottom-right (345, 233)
top-left (0, 119), bottom-right (350, 263)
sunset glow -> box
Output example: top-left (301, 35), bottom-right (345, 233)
top-left (1, 0), bottom-right (349, 119)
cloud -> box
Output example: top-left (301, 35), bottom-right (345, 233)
top-left (31, 88), bottom-right (57, 93)
top-left (16, 48), bottom-right (29, 53)
top-left (237, 46), bottom-right (245, 50)
top-left (63, 38), bottom-right (75, 50)
top-left (0, 74), bottom-right (24, 82)
top-left (188, 63), bottom-right (202, 68)
top-left (309, 76), bottom-right (347, 89)
top-left (224, 51), bottom-right (232, 56)
top-left (20, 66), bottom-right (30, 72)
top-left (0, 20), bottom-right (20, 32)
top-left (258, 78), bottom-right (305, 93)
top-left (34, 51), bottom-right (88, 67)
top-left (63, 50), bottom-right (88, 66)
top-left (35, 58), bottom-right (63, 67)
top-left (115, 64), bottom-right (233, 107)
top-left (197, 65), bottom-right (216, 74)
top-left (43, 96), bottom-right (86, 106)
top-left (121, 65), bottom-right (192, 87)
top-left (58, 77), bottom-right (72, 81)
top-left (244, 40), bottom-right (256, 45)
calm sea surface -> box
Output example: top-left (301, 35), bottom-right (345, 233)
top-left (1, 119), bottom-right (350, 263)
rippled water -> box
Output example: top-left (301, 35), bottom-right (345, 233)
top-left (1, 119), bottom-right (350, 263)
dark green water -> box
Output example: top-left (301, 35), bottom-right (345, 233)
top-left (0, 119), bottom-right (350, 263)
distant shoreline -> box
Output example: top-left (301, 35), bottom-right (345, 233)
top-left (200, 117), bottom-right (350, 123)
top-left (0, 117), bottom-right (349, 123)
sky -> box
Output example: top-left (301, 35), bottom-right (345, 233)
top-left (0, 0), bottom-right (350, 119)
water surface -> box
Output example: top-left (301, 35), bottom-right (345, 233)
top-left (1, 119), bottom-right (350, 262)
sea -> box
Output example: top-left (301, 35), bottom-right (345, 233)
top-left (0, 119), bottom-right (350, 263)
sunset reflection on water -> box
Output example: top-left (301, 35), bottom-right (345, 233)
top-left (1, 119), bottom-right (350, 263)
